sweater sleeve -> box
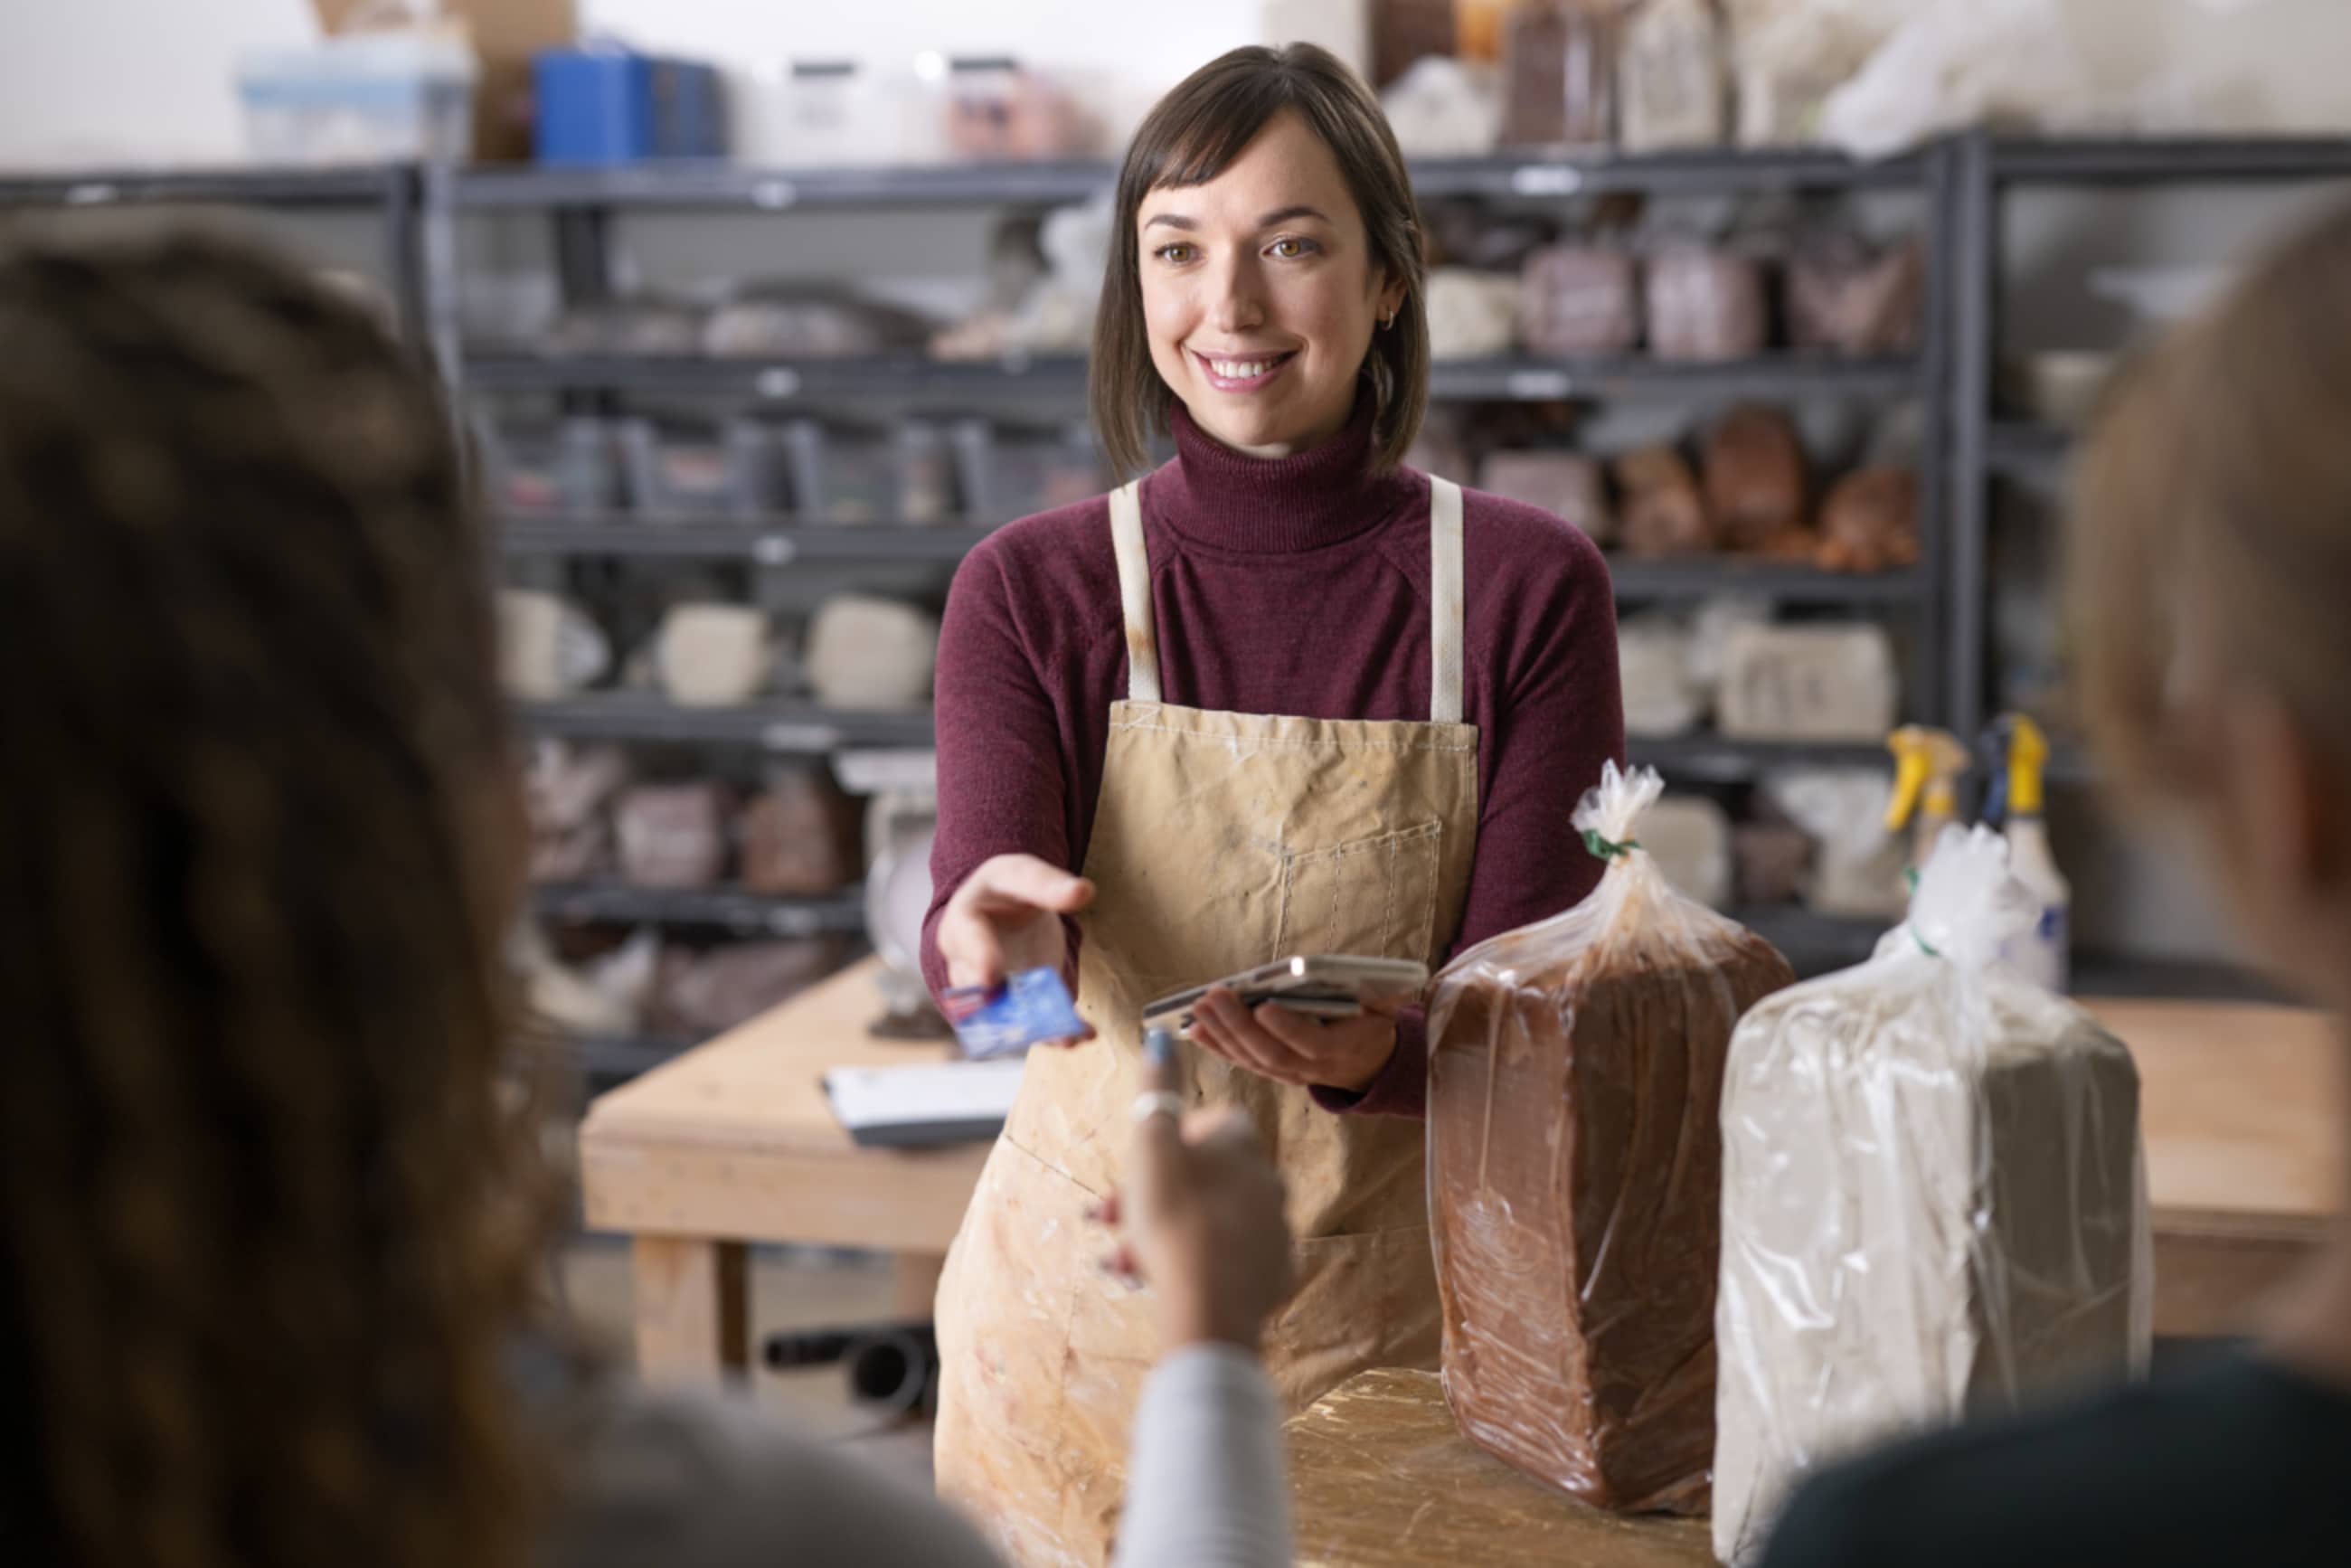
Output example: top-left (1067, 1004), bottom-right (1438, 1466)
top-left (1312, 519), bottom-right (1624, 1119)
top-left (1109, 1344), bottom-right (1294, 1568)
top-left (921, 542), bottom-right (1083, 1000)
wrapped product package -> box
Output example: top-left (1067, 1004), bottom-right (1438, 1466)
top-left (1616, 444), bottom-right (1714, 558)
top-left (1619, 0), bottom-right (1730, 151)
top-left (525, 741), bottom-right (631, 883)
top-left (1786, 234), bottom-right (1925, 356)
top-left (1702, 404), bottom-right (1809, 553)
top-left (1644, 245), bottom-right (1768, 362)
top-left (1716, 623), bottom-right (1898, 741)
top-left (515, 923), bottom-right (661, 1039)
top-left (1427, 763), bottom-right (1796, 1515)
top-left (741, 765), bottom-right (864, 895)
top-left (615, 781), bottom-right (733, 890)
top-left (806, 595), bottom-right (939, 709)
top-left (656, 604), bottom-right (772, 707)
top-left (497, 590), bottom-right (609, 700)
top-left (1518, 245), bottom-right (1640, 357)
top-left (1714, 827), bottom-right (2151, 1563)
top-left (1477, 449), bottom-right (1615, 544)
top-left (1764, 769), bottom-right (1907, 920)
top-left (1733, 818), bottom-right (1815, 907)
top-left (1816, 466), bottom-right (1921, 573)
top-left (1425, 268), bottom-right (1525, 360)
top-left (1618, 612), bottom-right (1704, 738)
top-left (1497, 0), bottom-right (1618, 148)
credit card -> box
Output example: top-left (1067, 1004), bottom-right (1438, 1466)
top-left (939, 967), bottom-right (1088, 1059)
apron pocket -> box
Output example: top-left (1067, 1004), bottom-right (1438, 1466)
top-left (1261, 1223), bottom-right (1443, 1413)
top-left (1273, 820), bottom-right (1445, 963)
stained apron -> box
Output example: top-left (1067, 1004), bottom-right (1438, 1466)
top-left (934, 476), bottom-right (1482, 1567)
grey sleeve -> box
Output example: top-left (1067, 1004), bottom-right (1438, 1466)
top-left (1110, 1343), bottom-right (1294, 1568)
top-left (547, 1389), bottom-right (1004, 1568)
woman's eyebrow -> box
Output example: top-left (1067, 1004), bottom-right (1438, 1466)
top-left (1142, 205), bottom-right (1333, 231)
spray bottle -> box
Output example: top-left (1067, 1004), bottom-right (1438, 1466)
top-left (1979, 714), bottom-right (2071, 992)
top-left (1885, 725), bottom-right (1971, 870)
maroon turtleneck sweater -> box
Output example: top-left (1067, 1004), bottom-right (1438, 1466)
top-left (921, 402), bottom-right (1624, 1117)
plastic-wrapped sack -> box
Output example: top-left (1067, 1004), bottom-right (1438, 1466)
top-left (1427, 763), bottom-right (1797, 1514)
top-left (1714, 827), bottom-right (2151, 1563)
top-left (1645, 244), bottom-right (1768, 362)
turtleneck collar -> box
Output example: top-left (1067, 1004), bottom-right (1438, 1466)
top-left (1150, 397), bottom-right (1413, 555)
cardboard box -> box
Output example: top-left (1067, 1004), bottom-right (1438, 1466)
top-left (313, 0), bottom-right (575, 161)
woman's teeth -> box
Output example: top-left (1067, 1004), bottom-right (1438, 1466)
top-left (1212, 357), bottom-right (1279, 378)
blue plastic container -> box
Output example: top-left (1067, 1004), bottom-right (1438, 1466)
top-left (534, 46), bottom-right (726, 165)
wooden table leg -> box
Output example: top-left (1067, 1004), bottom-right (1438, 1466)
top-left (893, 1250), bottom-right (947, 1318)
top-left (632, 1235), bottom-right (750, 1385)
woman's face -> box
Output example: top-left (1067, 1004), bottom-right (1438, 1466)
top-left (1137, 109), bottom-right (1404, 460)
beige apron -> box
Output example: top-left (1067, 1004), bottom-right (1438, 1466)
top-left (934, 477), bottom-right (1481, 1568)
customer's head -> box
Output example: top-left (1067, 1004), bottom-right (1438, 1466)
top-left (2072, 202), bottom-right (2351, 997)
top-left (0, 234), bottom-right (544, 1568)
top-left (1091, 43), bottom-right (1428, 476)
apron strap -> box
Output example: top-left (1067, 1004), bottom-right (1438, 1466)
top-left (1109, 478), bottom-right (1163, 704)
top-left (1430, 477), bottom-right (1465, 724)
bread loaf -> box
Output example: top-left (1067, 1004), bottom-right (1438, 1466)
top-left (1645, 246), bottom-right (1766, 362)
top-left (1816, 467), bottom-right (1921, 574)
top-left (1616, 445), bottom-right (1714, 558)
top-left (1478, 449), bottom-right (1614, 543)
top-left (741, 767), bottom-right (864, 895)
top-left (1429, 764), bottom-right (1796, 1515)
top-left (1518, 246), bottom-right (1640, 357)
top-left (615, 782), bottom-right (733, 890)
top-left (1702, 405), bottom-right (1809, 553)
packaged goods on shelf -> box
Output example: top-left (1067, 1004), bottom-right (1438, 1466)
top-left (731, 59), bottom-right (949, 167)
top-left (1498, 0), bottom-right (1619, 148)
top-left (517, 924), bottom-right (660, 1038)
top-left (1619, 0), bottom-right (1730, 151)
top-left (498, 590), bottom-right (609, 700)
top-left (1425, 268), bottom-right (1524, 360)
top-left (1702, 405), bottom-right (1809, 553)
top-left (1645, 243), bottom-right (1768, 362)
top-left (741, 767), bottom-right (866, 897)
top-left (1427, 763), bottom-right (1795, 1513)
top-left (1519, 245), bottom-right (1641, 357)
top-left (1616, 444), bottom-right (1715, 558)
top-left (615, 782), bottom-right (734, 891)
top-left (1619, 612), bottom-right (1704, 738)
top-left (1717, 623), bottom-right (1897, 742)
top-left (949, 420), bottom-right (1104, 520)
top-left (1785, 233), bottom-right (1924, 356)
top-left (655, 604), bottom-right (772, 708)
top-left (1764, 769), bottom-right (1905, 920)
top-left (1478, 449), bottom-right (1614, 544)
top-left (807, 596), bottom-right (939, 709)
top-left (1733, 817), bottom-right (1815, 907)
top-left (526, 741), bottom-right (632, 883)
top-left (1381, 56), bottom-right (1504, 156)
top-left (651, 939), bottom-right (847, 1035)
top-left (550, 298), bottom-right (705, 357)
top-left (1642, 793), bottom-right (1734, 906)
top-left (945, 57), bottom-right (1093, 161)
top-left (480, 416), bottom-right (620, 515)
top-left (1817, 467), bottom-right (1921, 573)
top-left (238, 26), bottom-right (477, 164)
top-left (1714, 829), bottom-right (2148, 1564)
top-left (533, 46), bottom-right (725, 164)
top-left (703, 287), bottom-right (933, 359)
top-left (1372, 0), bottom-right (1459, 89)
top-left (618, 417), bottom-right (793, 517)
top-left (1733, 6), bottom-right (1879, 148)
top-left (782, 420), bottom-right (958, 525)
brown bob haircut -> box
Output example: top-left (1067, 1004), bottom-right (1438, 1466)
top-left (2069, 200), bottom-right (2351, 809)
top-left (1091, 43), bottom-right (1430, 480)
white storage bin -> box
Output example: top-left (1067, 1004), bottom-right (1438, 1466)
top-left (237, 31), bottom-right (477, 165)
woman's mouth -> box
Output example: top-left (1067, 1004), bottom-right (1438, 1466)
top-left (1192, 349), bottom-right (1297, 392)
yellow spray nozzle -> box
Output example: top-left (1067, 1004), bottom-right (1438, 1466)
top-left (1885, 726), bottom-right (1969, 832)
top-left (2007, 713), bottom-right (2050, 817)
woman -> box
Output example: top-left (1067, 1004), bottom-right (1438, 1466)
top-left (1756, 203), bottom-right (2351, 1564)
top-left (923, 43), bottom-right (1624, 1564)
top-left (0, 232), bottom-right (1298, 1568)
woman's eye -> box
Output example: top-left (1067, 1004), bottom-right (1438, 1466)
top-left (1270, 238), bottom-right (1318, 260)
top-left (1155, 243), bottom-right (1198, 264)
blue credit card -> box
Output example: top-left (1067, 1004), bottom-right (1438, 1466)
top-left (939, 967), bottom-right (1087, 1060)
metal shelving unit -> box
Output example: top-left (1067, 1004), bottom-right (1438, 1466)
top-left (532, 881), bottom-right (868, 936)
top-left (518, 695), bottom-right (934, 751)
top-left (496, 516), bottom-right (997, 562)
top-left (1949, 131), bottom-right (2351, 743)
top-left (0, 161), bottom-right (434, 352)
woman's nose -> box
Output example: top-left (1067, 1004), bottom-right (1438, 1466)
top-left (1207, 254), bottom-right (1267, 335)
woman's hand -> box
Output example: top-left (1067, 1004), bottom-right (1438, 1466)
top-left (936, 849), bottom-right (1095, 987)
top-left (1098, 1049), bottom-right (1294, 1353)
top-left (1186, 989), bottom-right (1398, 1093)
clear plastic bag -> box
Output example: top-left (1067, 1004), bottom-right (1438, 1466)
top-left (1427, 763), bottom-right (1797, 1514)
top-left (1713, 827), bottom-right (2153, 1564)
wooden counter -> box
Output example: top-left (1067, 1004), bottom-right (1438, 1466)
top-left (579, 964), bottom-right (2343, 1382)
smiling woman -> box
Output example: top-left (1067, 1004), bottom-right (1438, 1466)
top-left (922, 43), bottom-right (1627, 1568)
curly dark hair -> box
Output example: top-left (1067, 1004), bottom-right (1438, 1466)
top-left (0, 232), bottom-right (551, 1568)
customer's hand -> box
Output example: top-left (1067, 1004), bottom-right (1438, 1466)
top-left (935, 854), bottom-right (1096, 1041)
top-left (1097, 1047), bottom-right (1294, 1354)
top-left (1186, 989), bottom-right (1398, 1093)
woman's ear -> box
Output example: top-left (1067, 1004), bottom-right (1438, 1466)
top-left (1375, 269), bottom-right (1409, 325)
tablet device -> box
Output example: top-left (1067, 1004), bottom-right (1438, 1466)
top-left (1142, 955), bottom-right (1429, 1033)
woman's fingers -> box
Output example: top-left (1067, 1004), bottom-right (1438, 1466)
top-left (970, 855), bottom-right (1096, 915)
top-left (936, 906), bottom-right (1006, 990)
top-left (1194, 990), bottom-right (1314, 1085)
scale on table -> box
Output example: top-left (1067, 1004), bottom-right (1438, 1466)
top-left (838, 749), bottom-right (952, 1040)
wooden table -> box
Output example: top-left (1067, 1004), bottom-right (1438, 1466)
top-left (580, 956), bottom-right (986, 1381)
top-left (581, 967), bottom-right (2343, 1382)
top-left (1287, 1369), bottom-right (1714, 1567)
